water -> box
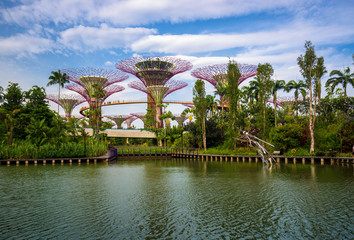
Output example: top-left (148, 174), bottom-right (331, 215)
top-left (0, 160), bottom-right (353, 239)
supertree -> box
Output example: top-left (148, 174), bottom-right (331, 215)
top-left (125, 115), bottom-right (137, 129)
top-left (63, 67), bottom-right (127, 132)
top-left (191, 63), bottom-right (257, 107)
top-left (116, 56), bottom-right (192, 128)
top-left (130, 112), bottom-right (148, 128)
top-left (106, 115), bottom-right (131, 129)
top-left (174, 114), bottom-right (189, 126)
top-left (46, 94), bottom-right (85, 121)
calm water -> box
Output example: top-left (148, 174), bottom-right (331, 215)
top-left (0, 159), bottom-right (353, 239)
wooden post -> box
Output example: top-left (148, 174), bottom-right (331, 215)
top-left (321, 158), bottom-right (324, 165)
top-left (302, 158), bottom-right (305, 165)
top-left (293, 158), bottom-right (296, 164)
top-left (277, 157), bottom-right (280, 163)
top-left (43, 160), bottom-right (46, 165)
top-left (285, 157), bottom-right (288, 164)
top-left (52, 160), bottom-right (55, 165)
top-left (311, 158), bottom-right (315, 164)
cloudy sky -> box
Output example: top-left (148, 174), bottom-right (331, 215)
top-left (0, 0), bottom-right (353, 126)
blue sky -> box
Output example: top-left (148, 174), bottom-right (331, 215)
top-left (0, 0), bottom-right (353, 127)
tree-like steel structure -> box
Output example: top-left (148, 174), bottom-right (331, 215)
top-left (191, 63), bottom-right (257, 107)
top-left (116, 56), bottom-right (192, 128)
top-left (63, 67), bottom-right (127, 132)
top-left (125, 115), bottom-right (137, 129)
top-left (106, 115), bottom-right (131, 129)
top-left (46, 94), bottom-right (85, 120)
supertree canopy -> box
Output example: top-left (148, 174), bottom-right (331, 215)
top-left (106, 115), bottom-right (131, 128)
top-left (46, 94), bottom-right (85, 120)
top-left (116, 56), bottom-right (192, 129)
top-left (115, 56), bottom-right (192, 86)
top-left (124, 115), bottom-right (137, 129)
top-left (63, 67), bottom-right (128, 89)
top-left (191, 63), bottom-right (257, 87)
top-left (63, 67), bottom-right (126, 131)
top-left (128, 80), bottom-right (188, 104)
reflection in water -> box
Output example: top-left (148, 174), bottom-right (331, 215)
top-left (0, 161), bottom-right (353, 239)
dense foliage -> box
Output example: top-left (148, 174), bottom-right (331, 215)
top-left (0, 82), bottom-right (108, 160)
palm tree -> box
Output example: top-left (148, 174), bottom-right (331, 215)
top-left (285, 80), bottom-right (307, 117)
top-left (271, 80), bottom-right (286, 127)
top-left (47, 70), bottom-right (70, 113)
top-left (326, 67), bottom-right (354, 98)
top-left (214, 82), bottom-right (228, 112)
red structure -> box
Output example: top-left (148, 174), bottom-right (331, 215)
top-left (116, 56), bottom-right (192, 128)
top-left (46, 94), bottom-right (85, 120)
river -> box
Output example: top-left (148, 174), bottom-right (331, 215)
top-left (0, 159), bottom-right (353, 239)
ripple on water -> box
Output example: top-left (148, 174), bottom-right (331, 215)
top-left (0, 162), bottom-right (353, 239)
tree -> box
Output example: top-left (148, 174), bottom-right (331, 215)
top-left (25, 118), bottom-right (49, 147)
top-left (25, 85), bottom-right (48, 108)
top-left (226, 60), bottom-right (241, 148)
top-left (2, 82), bottom-right (23, 112)
top-left (4, 109), bottom-right (21, 146)
top-left (297, 40), bottom-right (318, 153)
top-left (47, 70), bottom-right (70, 113)
top-left (0, 86), bottom-right (4, 104)
top-left (271, 80), bottom-right (286, 127)
top-left (193, 79), bottom-right (207, 151)
top-left (284, 80), bottom-right (307, 118)
top-left (313, 57), bottom-right (327, 101)
top-left (254, 63), bottom-right (274, 139)
top-left (326, 67), bottom-right (354, 98)
top-left (214, 80), bottom-right (228, 113)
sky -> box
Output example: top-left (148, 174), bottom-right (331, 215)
top-left (0, 0), bottom-right (353, 128)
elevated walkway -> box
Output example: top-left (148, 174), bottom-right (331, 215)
top-left (84, 128), bottom-right (156, 138)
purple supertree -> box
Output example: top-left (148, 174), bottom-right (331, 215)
top-left (191, 63), bottom-right (257, 109)
top-left (46, 94), bottom-right (85, 120)
top-left (174, 114), bottom-right (189, 126)
top-left (116, 56), bottom-right (192, 128)
top-left (105, 115), bottom-right (131, 128)
top-left (63, 67), bottom-right (126, 130)
top-left (125, 115), bottom-right (138, 129)
top-left (191, 63), bottom-right (257, 86)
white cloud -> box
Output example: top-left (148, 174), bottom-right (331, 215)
top-left (1, 0), bottom-right (305, 26)
top-left (104, 61), bottom-right (114, 66)
top-left (59, 24), bottom-right (157, 51)
top-left (0, 33), bottom-right (55, 57)
top-left (130, 22), bottom-right (354, 54)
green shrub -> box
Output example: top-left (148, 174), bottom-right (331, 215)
top-left (269, 124), bottom-right (304, 153)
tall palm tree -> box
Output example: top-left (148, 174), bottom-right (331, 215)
top-left (326, 67), bottom-right (354, 98)
top-left (47, 70), bottom-right (70, 113)
top-left (271, 80), bottom-right (286, 127)
top-left (285, 80), bottom-right (307, 117)
top-left (249, 79), bottom-right (260, 102)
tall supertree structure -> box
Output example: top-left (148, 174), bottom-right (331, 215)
top-left (125, 115), bottom-right (137, 129)
top-left (106, 115), bottom-right (130, 129)
top-left (63, 67), bottom-right (127, 130)
top-left (116, 56), bottom-right (192, 128)
top-left (191, 63), bottom-right (257, 107)
top-left (46, 94), bottom-right (85, 121)
top-left (130, 112), bottom-right (147, 128)
top-left (174, 114), bottom-right (189, 126)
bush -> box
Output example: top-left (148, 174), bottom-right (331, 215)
top-left (269, 123), bottom-right (304, 153)
top-left (0, 139), bottom-right (107, 159)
